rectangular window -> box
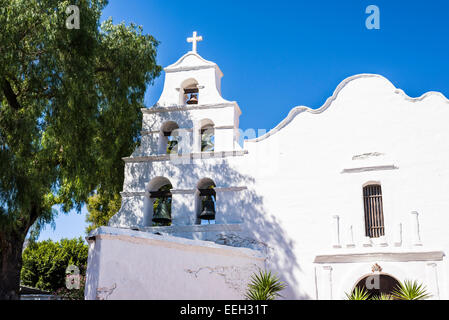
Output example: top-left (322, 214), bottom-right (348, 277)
top-left (363, 184), bottom-right (385, 238)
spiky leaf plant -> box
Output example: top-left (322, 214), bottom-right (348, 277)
top-left (346, 286), bottom-right (370, 300)
top-left (371, 293), bottom-right (393, 300)
top-left (391, 280), bottom-right (431, 300)
top-left (245, 269), bottom-right (287, 300)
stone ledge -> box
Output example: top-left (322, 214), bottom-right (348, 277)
top-left (86, 226), bottom-right (263, 260)
top-left (341, 164), bottom-right (398, 174)
top-left (314, 250), bottom-right (444, 263)
top-left (139, 223), bottom-right (243, 234)
top-left (142, 102), bottom-right (238, 113)
top-left (141, 126), bottom-right (234, 135)
top-left (123, 150), bottom-right (248, 163)
top-left (120, 186), bottom-right (248, 197)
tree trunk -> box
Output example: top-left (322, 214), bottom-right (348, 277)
top-left (0, 232), bottom-right (25, 300)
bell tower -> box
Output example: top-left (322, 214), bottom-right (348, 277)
top-left (156, 31), bottom-right (232, 108)
top-left (135, 31), bottom-right (242, 156)
top-left (110, 32), bottom-right (247, 231)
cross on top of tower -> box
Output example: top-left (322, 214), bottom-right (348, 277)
top-left (187, 31), bottom-right (203, 53)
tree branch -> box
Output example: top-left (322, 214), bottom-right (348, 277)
top-left (95, 67), bottom-right (114, 74)
top-left (1, 79), bottom-right (22, 111)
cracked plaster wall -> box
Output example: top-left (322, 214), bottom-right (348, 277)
top-left (85, 229), bottom-right (265, 300)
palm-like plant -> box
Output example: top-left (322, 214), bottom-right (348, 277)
top-left (245, 269), bottom-right (287, 300)
top-left (346, 280), bottom-right (431, 301)
top-left (391, 280), bottom-right (431, 300)
top-left (371, 293), bottom-right (393, 300)
top-left (346, 286), bottom-right (370, 300)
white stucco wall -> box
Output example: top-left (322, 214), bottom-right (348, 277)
top-left (157, 52), bottom-right (228, 107)
top-left (237, 74), bottom-right (449, 299)
top-left (85, 227), bottom-right (265, 300)
top-left (89, 51), bottom-right (449, 300)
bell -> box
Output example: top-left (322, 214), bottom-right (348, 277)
top-left (187, 94), bottom-right (198, 105)
top-left (166, 139), bottom-right (178, 154)
top-left (152, 198), bottom-right (172, 224)
top-left (199, 195), bottom-right (216, 220)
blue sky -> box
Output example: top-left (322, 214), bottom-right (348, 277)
top-left (38, 0), bottom-right (449, 241)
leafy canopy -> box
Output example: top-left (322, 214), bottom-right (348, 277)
top-left (0, 0), bottom-right (161, 238)
top-left (86, 191), bottom-right (121, 233)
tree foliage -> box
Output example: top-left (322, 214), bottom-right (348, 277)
top-left (21, 238), bottom-right (88, 293)
top-left (0, 0), bottom-right (161, 299)
top-left (86, 191), bottom-right (121, 233)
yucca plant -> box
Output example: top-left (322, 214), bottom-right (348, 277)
top-left (391, 280), bottom-right (431, 300)
top-left (371, 293), bottom-right (393, 300)
top-left (346, 286), bottom-right (370, 300)
top-left (245, 269), bottom-right (287, 300)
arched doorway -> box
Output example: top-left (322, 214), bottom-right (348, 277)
top-left (353, 273), bottom-right (400, 299)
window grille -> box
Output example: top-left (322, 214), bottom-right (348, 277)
top-left (363, 184), bottom-right (385, 238)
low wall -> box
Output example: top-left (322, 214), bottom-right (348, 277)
top-left (85, 227), bottom-right (266, 300)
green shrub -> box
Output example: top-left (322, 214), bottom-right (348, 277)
top-left (21, 237), bottom-right (88, 299)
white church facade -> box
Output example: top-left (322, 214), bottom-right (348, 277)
top-left (85, 32), bottom-right (449, 300)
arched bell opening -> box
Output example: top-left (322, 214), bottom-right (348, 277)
top-left (195, 178), bottom-right (216, 225)
top-left (146, 177), bottom-right (173, 227)
top-left (158, 121), bottom-right (179, 155)
top-left (180, 78), bottom-right (199, 105)
top-left (199, 119), bottom-right (215, 152)
top-left (352, 273), bottom-right (401, 299)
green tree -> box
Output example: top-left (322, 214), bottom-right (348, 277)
top-left (21, 238), bottom-right (88, 294)
top-left (86, 191), bottom-right (121, 234)
top-left (0, 0), bottom-right (161, 299)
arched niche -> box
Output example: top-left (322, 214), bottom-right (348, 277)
top-left (179, 78), bottom-right (199, 105)
top-left (158, 121), bottom-right (179, 155)
top-left (195, 178), bottom-right (217, 225)
top-left (144, 177), bottom-right (173, 227)
top-left (199, 119), bottom-right (215, 152)
top-left (352, 273), bottom-right (400, 299)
